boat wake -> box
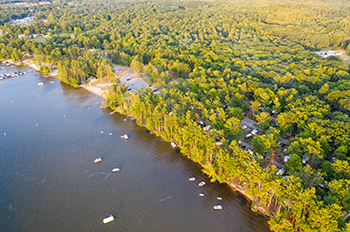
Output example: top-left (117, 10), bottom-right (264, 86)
top-left (87, 172), bottom-right (106, 177)
top-left (159, 196), bottom-right (172, 202)
top-left (104, 173), bottom-right (111, 180)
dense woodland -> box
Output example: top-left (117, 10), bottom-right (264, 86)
top-left (1, 0), bottom-right (350, 231)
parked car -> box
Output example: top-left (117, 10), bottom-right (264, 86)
top-left (283, 155), bottom-right (291, 163)
top-left (245, 133), bottom-right (253, 139)
top-left (302, 156), bottom-right (309, 164)
top-left (276, 168), bottom-right (285, 175)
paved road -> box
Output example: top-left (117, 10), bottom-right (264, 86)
top-left (241, 117), bottom-right (257, 130)
top-left (240, 141), bottom-right (253, 150)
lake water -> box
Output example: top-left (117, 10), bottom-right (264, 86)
top-left (0, 65), bottom-right (270, 232)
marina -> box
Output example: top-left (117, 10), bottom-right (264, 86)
top-left (0, 71), bottom-right (26, 80)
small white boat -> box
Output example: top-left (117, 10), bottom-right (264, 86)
top-left (213, 205), bottom-right (223, 210)
top-left (38, 82), bottom-right (43, 85)
top-left (50, 81), bottom-right (54, 83)
top-left (122, 134), bottom-right (128, 140)
top-left (123, 118), bottom-right (127, 121)
top-left (94, 157), bottom-right (102, 163)
top-left (199, 193), bottom-right (204, 197)
top-left (189, 177), bottom-right (196, 181)
top-left (171, 142), bottom-right (177, 148)
top-left (103, 215), bottom-right (114, 224)
top-left (109, 133), bottom-right (112, 135)
top-left (112, 168), bottom-right (120, 172)
top-left (217, 197), bottom-right (222, 200)
top-left (198, 181), bottom-right (205, 187)
top-left (100, 131), bottom-right (104, 134)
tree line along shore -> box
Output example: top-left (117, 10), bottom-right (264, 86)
top-left (1, 0), bottom-right (350, 231)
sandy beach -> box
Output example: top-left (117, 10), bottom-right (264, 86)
top-left (80, 85), bottom-right (105, 98)
top-left (79, 80), bottom-right (111, 99)
top-left (4, 58), bottom-right (40, 70)
top-left (80, 64), bottom-right (153, 98)
top-left (22, 59), bottom-right (41, 70)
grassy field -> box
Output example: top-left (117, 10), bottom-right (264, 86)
top-left (30, 36), bottom-right (48, 44)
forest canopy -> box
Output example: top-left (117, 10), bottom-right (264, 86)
top-left (1, 0), bottom-right (350, 231)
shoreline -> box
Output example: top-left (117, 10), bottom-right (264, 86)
top-left (79, 84), bottom-right (106, 99)
top-left (77, 66), bottom-right (271, 217)
top-left (3, 58), bottom-right (270, 217)
top-left (79, 65), bottom-right (151, 99)
top-left (2, 58), bottom-right (58, 77)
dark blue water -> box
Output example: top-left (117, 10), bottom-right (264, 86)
top-left (0, 65), bottom-right (270, 232)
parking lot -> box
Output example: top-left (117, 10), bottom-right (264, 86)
top-left (113, 65), bottom-right (155, 93)
top-left (241, 117), bottom-right (257, 130)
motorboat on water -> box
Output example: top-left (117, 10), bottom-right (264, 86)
top-left (213, 205), bottom-right (223, 210)
top-left (38, 82), bottom-right (43, 85)
top-left (121, 134), bottom-right (128, 140)
top-left (217, 197), bottom-right (222, 200)
top-left (171, 142), bottom-right (177, 148)
top-left (94, 157), bottom-right (102, 163)
top-left (112, 168), bottom-right (120, 172)
top-left (199, 193), bottom-right (204, 197)
top-left (189, 177), bottom-right (196, 181)
top-left (198, 181), bottom-right (205, 187)
top-left (103, 215), bottom-right (114, 224)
